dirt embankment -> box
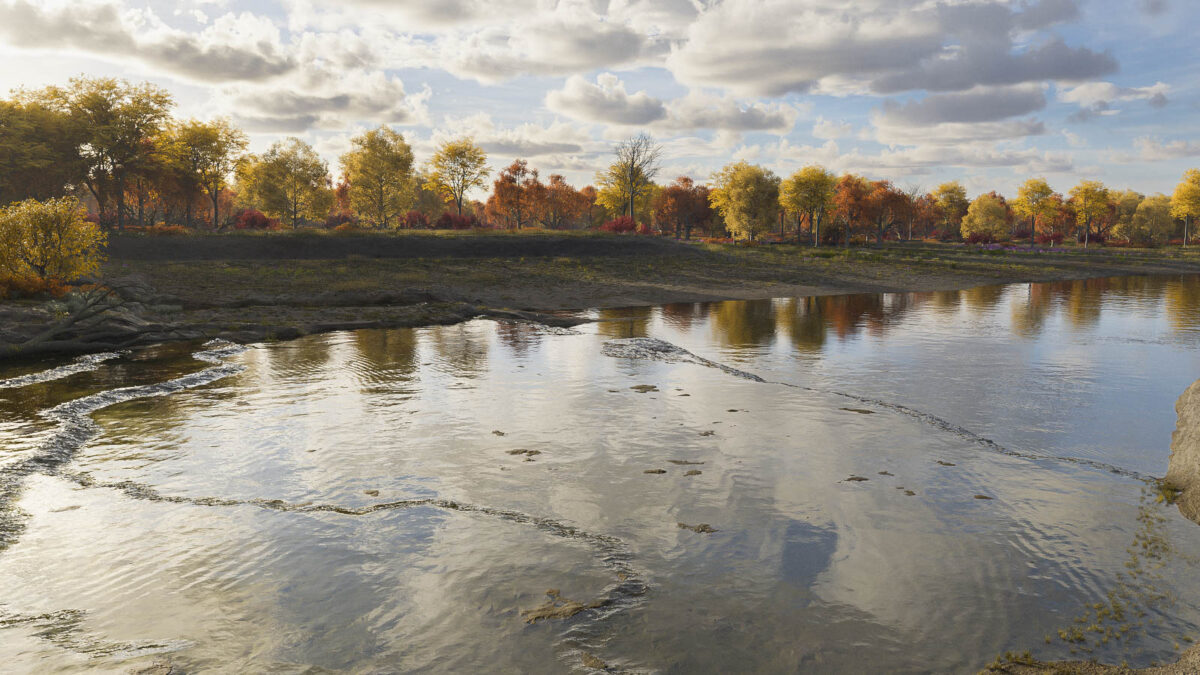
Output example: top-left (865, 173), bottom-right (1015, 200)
top-left (7, 231), bottom-right (1200, 361)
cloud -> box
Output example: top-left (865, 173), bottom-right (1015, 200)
top-left (0, 0), bottom-right (294, 82)
top-left (813, 117), bottom-right (854, 140)
top-left (1133, 137), bottom-right (1200, 160)
top-left (1139, 0), bottom-right (1169, 15)
top-left (660, 92), bottom-right (802, 134)
top-left (430, 113), bottom-right (597, 159)
top-left (1058, 81), bottom-right (1170, 122)
top-left (545, 74), bottom-right (667, 125)
top-left (877, 85), bottom-right (1046, 126)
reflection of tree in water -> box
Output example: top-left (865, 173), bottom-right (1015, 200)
top-left (1062, 278), bottom-right (1110, 330)
top-left (1166, 276), bottom-right (1200, 335)
top-left (264, 334), bottom-right (334, 380)
top-left (659, 302), bottom-right (710, 330)
top-left (711, 300), bottom-right (776, 348)
top-left (961, 284), bottom-right (1006, 314)
top-left (1011, 283), bottom-right (1056, 338)
top-left (596, 306), bottom-right (653, 339)
top-left (494, 321), bottom-right (543, 358)
top-left (776, 297), bottom-right (827, 352)
top-left (352, 329), bottom-right (418, 374)
top-left (426, 324), bottom-right (489, 379)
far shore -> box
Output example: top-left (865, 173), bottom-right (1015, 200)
top-left (5, 230), bottom-right (1200, 361)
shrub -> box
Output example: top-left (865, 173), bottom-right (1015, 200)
top-left (333, 223), bottom-right (361, 233)
top-left (0, 197), bottom-right (106, 281)
top-left (636, 223), bottom-right (653, 235)
top-left (1013, 227), bottom-right (1032, 239)
top-left (965, 232), bottom-right (995, 244)
top-left (1036, 232), bottom-right (1065, 245)
top-left (325, 211), bottom-right (358, 229)
top-left (233, 208), bottom-right (282, 230)
top-left (0, 274), bottom-right (69, 300)
top-left (403, 210), bottom-right (429, 229)
top-left (144, 224), bottom-right (190, 236)
top-left (435, 212), bottom-right (478, 230)
top-left (600, 216), bottom-right (636, 233)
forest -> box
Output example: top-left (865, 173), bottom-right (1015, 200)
top-left (3, 77), bottom-right (1200, 252)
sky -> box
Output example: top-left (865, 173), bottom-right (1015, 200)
top-left (0, 0), bottom-right (1197, 198)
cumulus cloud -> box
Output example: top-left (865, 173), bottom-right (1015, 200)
top-left (1059, 81), bottom-right (1169, 122)
top-left (813, 117), bottom-right (854, 140)
top-left (877, 85), bottom-right (1046, 126)
top-left (545, 74), bottom-right (667, 125)
top-left (0, 0), bottom-right (294, 82)
top-left (430, 113), bottom-right (597, 159)
top-left (1133, 137), bottom-right (1200, 160)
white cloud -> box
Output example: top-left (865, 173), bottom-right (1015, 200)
top-left (1132, 137), bottom-right (1200, 160)
top-left (813, 117), bottom-right (854, 140)
top-left (545, 74), bottom-right (667, 125)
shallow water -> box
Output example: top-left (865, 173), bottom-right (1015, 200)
top-left (3, 274), bottom-right (1200, 673)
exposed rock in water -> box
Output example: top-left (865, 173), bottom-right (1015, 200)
top-left (684, 470), bottom-right (702, 476)
top-left (643, 469), bottom-right (667, 474)
top-left (667, 460), bottom-right (704, 466)
top-left (520, 589), bottom-right (598, 623)
top-left (506, 449), bottom-right (540, 457)
top-left (974, 495), bottom-right (993, 500)
top-left (363, 490), bottom-right (379, 497)
top-left (492, 430), bottom-right (506, 436)
top-left (878, 471), bottom-right (894, 476)
top-left (580, 652), bottom-right (609, 670)
top-left (698, 430), bottom-right (715, 437)
top-left (1166, 379), bottom-right (1200, 525)
top-left (937, 460), bottom-right (957, 467)
top-left (841, 407), bottom-right (875, 414)
top-left (678, 522), bottom-right (717, 534)
top-left (845, 476), bottom-right (869, 482)
top-left (630, 384), bottom-right (658, 393)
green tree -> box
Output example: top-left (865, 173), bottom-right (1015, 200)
top-left (1171, 169), bottom-right (1200, 247)
top-left (1121, 194), bottom-right (1175, 245)
top-left (0, 99), bottom-right (86, 204)
top-left (32, 77), bottom-right (174, 229)
top-left (1012, 178), bottom-right (1055, 248)
top-left (961, 193), bottom-right (1010, 241)
top-left (339, 126), bottom-right (415, 228)
top-left (1068, 179), bottom-right (1110, 247)
top-left (780, 165), bottom-right (837, 246)
top-left (602, 133), bottom-right (663, 220)
top-left (427, 138), bottom-right (489, 215)
top-left (933, 181), bottom-right (969, 240)
top-left (0, 197), bottom-right (106, 280)
top-left (709, 161), bottom-right (780, 241)
top-left (238, 138), bottom-right (332, 228)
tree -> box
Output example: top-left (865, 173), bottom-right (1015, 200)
top-left (833, 174), bottom-right (872, 247)
top-left (1121, 194), bottom-right (1174, 245)
top-left (709, 161), bottom-right (780, 241)
top-left (427, 138), bottom-right (489, 216)
top-left (933, 181), bottom-right (969, 240)
top-left (237, 138), bottom-right (332, 228)
top-left (1013, 178), bottom-right (1055, 248)
top-left (30, 77), bottom-right (173, 229)
top-left (339, 126), bottom-right (415, 229)
top-left (486, 160), bottom-right (539, 229)
top-left (536, 174), bottom-right (589, 229)
top-left (780, 165), bottom-right (837, 246)
top-left (604, 133), bottom-right (663, 220)
top-left (1068, 179), bottom-right (1109, 247)
top-left (0, 99), bottom-right (86, 204)
top-left (0, 197), bottom-right (106, 281)
top-left (865, 180), bottom-right (905, 244)
top-left (166, 118), bottom-right (247, 229)
top-left (961, 193), bottom-right (1010, 242)
top-left (1172, 169), bottom-right (1200, 247)
top-left (654, 176), bottom-right (713, 240)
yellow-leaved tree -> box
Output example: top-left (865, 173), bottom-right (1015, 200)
top-left (960, 193), bottom-right (1010, 242)
top-left (0, 197), bottom-right (107, 281)
top-left (427, 138), bottom-right (489, 216)
top-left (709, 161), bottom-right (780, 241)
top-left (1171, 169), bottom-right (1200, 247)
top-left (780, 165), bottom-right (837, 246)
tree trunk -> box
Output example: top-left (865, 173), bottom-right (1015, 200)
top-left (115, 178), bottom-right (126, 230)
top-left (813, 211), bottom-right (821, 248)
top-left (1186, 215), bottom-right (1191, 249)
top-left (211, 182), bottom-right (221, 231)
top-left (1029, 215), bottom-right (1036, 249)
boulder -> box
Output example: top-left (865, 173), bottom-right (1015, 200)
top-left (1166, 379), bottom-right (1200, 524)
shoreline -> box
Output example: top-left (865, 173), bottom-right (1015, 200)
top-left (5, 232), bottom-right (1200, 361)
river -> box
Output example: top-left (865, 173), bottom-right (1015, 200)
top-left (2, 274), bottom-right (1200, 673)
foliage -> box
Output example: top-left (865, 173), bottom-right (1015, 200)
top-left (402, 210), bottom-right (430, 229)
top-left (0, 98), bottom-right (86, 204)
top-left (427, 138), bottom-right (489, 216)
top-left (600, 216), bottom-right (637, 233)
top-left (1172, 169), bottom-right (1200, 245)
top-left (0, 197), bottom-right (106, 281)
top-left (961, 193), bottom-right (1011, 242)
top-left (709, 161), bottom-right (780, 241)
top-left (166, 117), bottom-right (247, 230)
top-left (833, 174), bottom-right (872, 244)
top-left (599, 134), bottom-right (663, 220)
top-left (1121, 194), bottom-right (1175, 245)
top-left (435, 212), bottom-right (480, 229)
top-left (653, 176), bottom-right (714, 239)
top-left (1012, 178), bottom-right (1056, 243)
top-left (233, 208), bottom-right (282, 230)
top-left (1068, 179), bottom-right (1110, 246)
top-left (237, 137), bottom-right (332, 228)
top-left (933, 181), bottom-right (969, 240)
top-left (486, 160), bottom-right (539, 229)
top-left (339, 126), bottom-right (415, 228)
top-left (780, 165), bottom-right (837, 245)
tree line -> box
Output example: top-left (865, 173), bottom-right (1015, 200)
top-left (2, 77), bottom-right (1199, 247)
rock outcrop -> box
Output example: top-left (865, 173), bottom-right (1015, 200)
top-left (1166, 379), bottom-right (1200, 525)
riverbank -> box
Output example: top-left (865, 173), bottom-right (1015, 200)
top-left (5, 230), bottom-right (1200, 360)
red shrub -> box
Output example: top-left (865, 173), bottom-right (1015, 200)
top-left (403, 211), bottom-right (429, 229)
top-left (325, 211), bottom-right (358, 229)
top-left (1036, 233), bottom-right (1065, 245)
top-left (600, 216), bottom-right (636, 233)
top-left (1013, 228), bottom-right (1032, 239)
top-left (965, 232), bottom-right (995, 244)
top-left (234, 208), bottom-right (281, 230)
top-left (435, 212), bottom-right (479, 230)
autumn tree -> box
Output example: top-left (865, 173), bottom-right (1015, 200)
top-left (29, 77), bottom-right (174, 229)
top-left (654, 176), bottom-right (713, 240)
top-left (0, 197), bottom-right (106, 281)
top-left (237, 137), bottom-right (332, 228)
top-left (1172, 169), bottom-right (1200, 247)
top-left (1068, 180), bottom-right (1110, 247)
top-left (961, 193), bottom-right (1010, 242)
top-left (865, 180), bottom-right (906, 244)
top-left (486, 159), bottom-right (539, 229)
top-left (427, 138), bottom-right (489, 216)
top-left (833, 174), bottom-right (872, 247)
top-left (536, 174), bottom-right (589, 229)
top-left (780, 165), bottom-right (837, 246)
top-left (709, 161), bottom-right (780, 241)
top-left (0, 98), bottom-right (86, 204)
top-left (1013, 178), bottom-right (1056, 248)
top-left (933, 182), bottom-right (969, 240)
top-left (1118, 194), bottom-right (1174, 245)
top-left (599, 133), bottom-right (663, 221)
top-left (340, 126), bottom-right (415, 228)
top-left (165, 118), bottom-right (246, 229)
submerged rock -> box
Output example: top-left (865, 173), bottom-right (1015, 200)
top-left (845, 476), bottom-right (869, 482)
top-left (936, 460), bottom-right (957, 467)
top-left (580, 652), bottom-right (609, 670)
top-left (678, 522), bottom-right (717, 534)
top-left (521, 589), bottom-right (598, 623)
top-left (630, 384), bottom-right (659, 393)
top-left (1166, 379), bottom-right (1200, 525)
top-left (684, 470), bottom-right (702, 476)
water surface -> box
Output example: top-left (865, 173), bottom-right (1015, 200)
top-left (2, 274), bottom-right (1200, 673)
